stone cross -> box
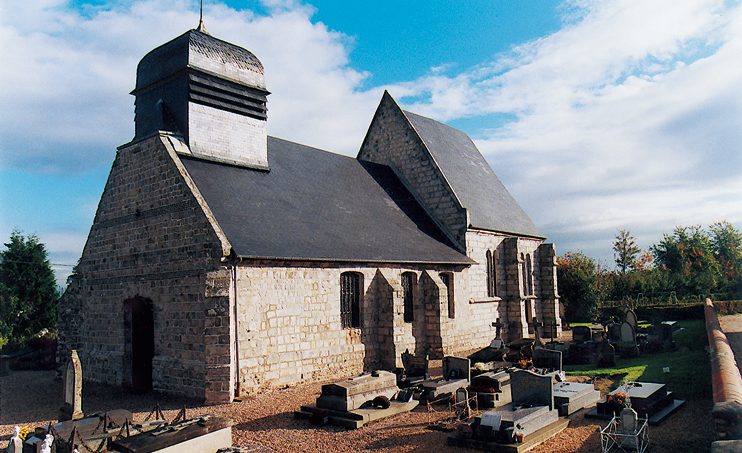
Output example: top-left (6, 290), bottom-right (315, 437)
top-left (491, 318), bottom-right (504, 340)
top-left (63, 350), bottom-right (84, 420)
top-left (542, 319), bottom-right (558, 339)
top-left (530, 320), bottom-right (544, 347)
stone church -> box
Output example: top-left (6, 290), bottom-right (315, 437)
top-left (58, 27), bottom-right (561, 403)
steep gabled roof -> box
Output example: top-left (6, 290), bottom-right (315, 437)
top-left (180, 136), bottom-right (473, 264)
top-left (402, 110), bottom-right (543, 238)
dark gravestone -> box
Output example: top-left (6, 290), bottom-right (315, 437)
top-left (572, 325), bottom-right (591, 343)
top-left (598, 342), bottom-right (616, 367)
top-left (510, 369), bottom-right (554, 410)
top-left (532, 348), bottom-right (562, 372)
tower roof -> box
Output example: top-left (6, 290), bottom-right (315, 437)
top-left (134, 28), bottom-right (266, 93)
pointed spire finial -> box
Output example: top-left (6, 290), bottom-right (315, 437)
top-left (197, 0), bottom-right (208, 33)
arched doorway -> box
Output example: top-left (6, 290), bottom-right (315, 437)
top-left (123, 296), bottom-right (154, 393)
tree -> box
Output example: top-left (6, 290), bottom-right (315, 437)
top-left (709, 221), bottom-right (742, 295)
top-left (557, 252), bottom-right (602, 323)
top-left (613, 230), bottom-right (641, 274)
top-left (651, 225), bottom-right (720, 297)
top-left (0, 230), bottom-right (59, 341)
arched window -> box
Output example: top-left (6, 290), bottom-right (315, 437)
top-left (440, 272), bottom-right (455, 318)
top-left (340, 272), bottom-right (362, 328)
top-left (401, 272), bottom-right (417, 323)
top-left (486, 249), bottom-right (497, 297)
top-left (526, 253), bottom-right (533, 296)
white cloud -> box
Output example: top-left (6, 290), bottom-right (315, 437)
top-left (1, 0), bottom-right (740, 278)
top-left (381, 0), bottom-right (742, 265)
top-left (0, 0), bottom-right (379, 175)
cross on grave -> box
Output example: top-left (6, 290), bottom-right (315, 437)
top-left (542, 319), bottom-right (559, 339)
top-left (491, 318), bottom-right (504, 340)
top-left (529, 320), bottom-right (544, 347)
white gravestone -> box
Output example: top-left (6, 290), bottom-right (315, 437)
top-left (64, 350), bottom-right (84, 420)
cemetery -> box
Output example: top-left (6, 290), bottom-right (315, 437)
top-left (0, 312), bottom-right (723, 453)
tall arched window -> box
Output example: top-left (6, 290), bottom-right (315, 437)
top-left (340, 272), bottom-right (362, 328)
top-left (486, 250), bottom-right (497, 297)
top-left (526, 253), bottom-right (533, 296)
top-left (401, 272), bottom-right (417, 323)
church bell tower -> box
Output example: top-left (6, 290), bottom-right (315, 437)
top-left (131, 27), bottom-right (270, 170)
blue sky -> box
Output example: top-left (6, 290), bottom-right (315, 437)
top-left (1, 0), bottom-right (741, 286)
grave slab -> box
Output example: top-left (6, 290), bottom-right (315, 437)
top-left (316, 371), bottom-right (397, 412)
top-left (553, 382), bottom-right (601, 416)
top-left (447, 418), bottom-right (569, 452)
top-left (469, 371), bottom-right (511, 409)
top-left (587, 382), bottom-right (685, 424)
top-left (110, 416), bottom-right (231, 453)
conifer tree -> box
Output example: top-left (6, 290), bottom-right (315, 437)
top-left (0, 230), bottom-right (59, 341)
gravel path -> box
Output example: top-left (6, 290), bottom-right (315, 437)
top-left (1, 368), bottom-right (714, 453)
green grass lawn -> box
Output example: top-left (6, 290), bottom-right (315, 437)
top-left (564, 320), bottom-right (711, 400)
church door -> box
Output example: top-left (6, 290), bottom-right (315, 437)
top-left (124, 296), bottom-right (154, 393)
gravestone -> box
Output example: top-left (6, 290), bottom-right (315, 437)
top-left (542, 320), bottom-right (559, 339)
top-left (61, 350), bottom-right (83, 421)
top-left (625, 310), bottom-right (638, 332)
top-left (619, 407), bottom-right (640, 450)
top-left (530, 321), bottom-right (544, 347)
top-left (598, 342), bottom-right (616, 367)
top-left (6, 426), bottom-right (23, 453)
top-left (619, 322), bottom-right (638, 357)
top-left (420, 356), bottom-right (470, 401)
top-left (572, 325), bottom-right (591, 343)
top-left (532, 348), bottom-right (562, 372)
top-left (479, 370), bottom-right (559, 440)
top-left (455, 387), bottom-right (472, 420)
top-left (607, 322), bottom-right (621, 343)
top-left (510, 369), bottom-right (554, 410)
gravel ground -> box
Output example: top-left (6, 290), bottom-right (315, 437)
top-left (1, 368), bottom-right (715, 453)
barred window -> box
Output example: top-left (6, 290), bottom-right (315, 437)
top-left (486, 249), bottom-right (497, 297)
top-left (402, 272), bottom-right (417, 323)
top-left (440, 272), bottom-right (455, 318)
top-left (340, 272), bottom-right (361, 329)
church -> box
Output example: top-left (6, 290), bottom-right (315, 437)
top-left (58, 26), bottom-right (562, 403)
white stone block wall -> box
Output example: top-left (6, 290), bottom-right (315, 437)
top-left (188, 104), bottom-right (268, 169)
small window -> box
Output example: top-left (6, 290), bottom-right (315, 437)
top-left (486, 250), bottom-right (497, 297)
top-left (440, 272), bottom-right (455, 318)
top-left (401, 272), bottom-right (417, 323)
top-left (340, 272), bottom-right (361, 328)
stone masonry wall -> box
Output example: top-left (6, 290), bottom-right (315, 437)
top-left (58, 133), bottom-right (229, 401)
top-left (465, 230), bottom-right (555, 343)
top-left (358, 92), bottom-right (468, 247)
top-left (233, 262), bottom-right (475, 395)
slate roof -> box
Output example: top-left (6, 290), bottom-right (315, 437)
top-left (404, 110), bottom-right (544, 238)
top-left (180, 136), bottom-right (474, 264)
